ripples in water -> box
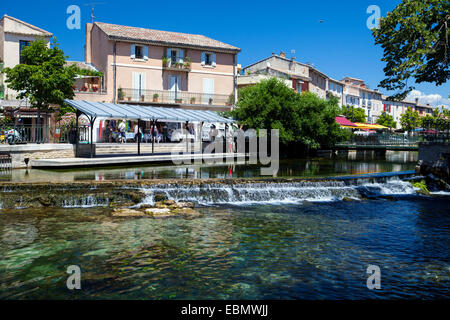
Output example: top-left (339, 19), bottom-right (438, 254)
top-left (0, 196), bottom-right (449, 299)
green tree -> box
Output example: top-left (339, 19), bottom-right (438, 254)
top-left (434, 106), bottom-right (450, 118)
top-left (400, 107), bottom-right (422, 132)
top-left (4, 38), bottom-right (79, 112)
top-left (4, 38), bottom-right (103, 138)
top-left (341, 105), bottom-right (367, 123)
top-left (373, 0), bottom-right (449, 100)
top-left (421, 114), bottom-right (436, 130)
top-left (376, 111), bottom-right (397, 129)
top-left (231, 78), bottom-right (349, 154)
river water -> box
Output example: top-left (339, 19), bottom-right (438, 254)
top-left (1, 150), bottom-right (417, 182)
top-left (0, 151), bottom-right (449, 299)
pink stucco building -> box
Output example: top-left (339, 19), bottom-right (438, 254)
top-left (76, 22), bottom-right (240, 111)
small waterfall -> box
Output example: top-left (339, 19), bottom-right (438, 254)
top-left (140, 177), bottom-right (417, 205)
top-left (356, 177), bottom-right (417, 197)
top-left (63, 195), bottom-right (110, 208)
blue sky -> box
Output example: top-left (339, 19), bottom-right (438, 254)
top-left (3, 0), bottom-right (449, 106)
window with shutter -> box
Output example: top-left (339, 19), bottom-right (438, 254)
top-left (202, 52), bottom-right (216, 67)
top-left (144, 46), bottom-right (148, 60)
top-left (201, 52), bottom-right (206, 66)
top-left (131, 44), bottom-right (136, 59)
top-left (135, 46), bottom-right (143, 59)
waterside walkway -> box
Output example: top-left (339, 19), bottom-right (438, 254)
top-left (31, 152), bottom-right (246, 168)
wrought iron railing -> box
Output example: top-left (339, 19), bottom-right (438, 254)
top-left (117, 88), bottom-right (233, 107)
top-left (338, 133), bottom-right (420, 146)
top-left (0, 125), bottom-right (90, 144)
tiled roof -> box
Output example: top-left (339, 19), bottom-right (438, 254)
top-left (1, 14), bottom-right (52, 36)
top-left (95, 22), bottom-right (240, 52)
top-left (66, 61), bottom-right (99, 71)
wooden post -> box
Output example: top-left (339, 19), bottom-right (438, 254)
top-left (137, 119), bottom-right (141, 156)
top-left (90, 116), bottom-right (96, 158)
top-left (152, 120), bottom-right (155, 155)
top-left (75, 110), bottom-right (80, 157)
top-left (185, 121), bottom-right (189, 153)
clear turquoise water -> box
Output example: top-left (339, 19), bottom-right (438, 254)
top-left (0, 195), bottom-right (449, 299)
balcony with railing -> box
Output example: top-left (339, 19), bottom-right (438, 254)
top-left (162, 56), bottom-right (192, 72)
top-left (117, 88), bottom-right (234, 107)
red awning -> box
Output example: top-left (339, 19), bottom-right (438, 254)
top-left (335, 116), bottom-right (357, 127)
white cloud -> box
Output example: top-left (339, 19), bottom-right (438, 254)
top-left (406, 90), bottom-right (450, 108)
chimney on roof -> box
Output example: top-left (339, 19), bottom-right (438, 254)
top-left (272, 52), bottom-right (276, 56)
top-left (280, 51), bottom-right (286, 58)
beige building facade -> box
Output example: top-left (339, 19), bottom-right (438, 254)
top-left (77, 22), bottom-right (240, 111)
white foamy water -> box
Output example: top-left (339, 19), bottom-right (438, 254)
top-left (139, 177), bottom-right (417, 205)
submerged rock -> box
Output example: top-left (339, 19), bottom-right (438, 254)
top-left (172, 207), bottom-right (202, 218)
top-left (379, 195), bottom-right (397, 201)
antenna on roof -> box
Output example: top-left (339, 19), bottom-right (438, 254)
top-left (83, 2), bottom-right (107, 24)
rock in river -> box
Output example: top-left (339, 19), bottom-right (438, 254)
top-left (112, 208), bottom-right (147, 217)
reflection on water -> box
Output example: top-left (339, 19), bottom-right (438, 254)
top-left (1, 151), bottom-right (418, 182)
top-left (0, 196), bottom-right (448, 299)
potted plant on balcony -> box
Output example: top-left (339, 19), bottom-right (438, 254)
top-left (92, 86), bottom-right (99, 93)
top-left (81, 85), bottom-right (88, 92)
top-left (190, 97), bottom-right (196, 104)
top-left (153, 93), bottom-right (159, 102)
top-left (141, 94), bottom-right (145, 102)
top-left (209, 97), bottom-right (213, 105)
top-left (72, 85), bottom-right (77, 91)
top-left (162, 56), bottom-right (169, 68)
top-left (118, 87), bottom-right (125, 100)
top-left (175, 98), bottom-right (183, 103)
top-left (184, 57), bottom-right (191, 69)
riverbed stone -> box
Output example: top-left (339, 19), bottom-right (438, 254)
top-left (112, 208), bottom-right (147, 217)
top-left (154, 192), bottom-right (168, 202)
top-left (173, 207), bottom-right (202, 218)
top-left (170, 201), bottom-right (195, 208)
top-left (145, 207), bottom-right (173, 218)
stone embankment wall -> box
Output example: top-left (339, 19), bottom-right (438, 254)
top-left (0, 144), bottom-right (75, 168)
top-left (417, 142), bottom-right (450, 181)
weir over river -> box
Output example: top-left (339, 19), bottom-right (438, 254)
top-left (0, 151), bottom-right (448, 299)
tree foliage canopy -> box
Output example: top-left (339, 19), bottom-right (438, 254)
top-left (400, 107), bottom-right (422, 131)
top-left (231, 78), bottom-right (350, 153)
top-left (341, 105), bottom-right (367, 123)
top-left (3, 38), bottom-right (101, 115)
top-left (373, 0), bottom-right (449, 100)
top-left (376, 111), bottom-right (397, 129)
top-left (4, 38), bottom-right (79, 111)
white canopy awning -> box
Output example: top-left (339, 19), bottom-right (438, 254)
top-left (64, 100), bottom-right (235, 123)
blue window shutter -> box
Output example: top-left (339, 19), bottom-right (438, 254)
top-left (131, 44), bottom-right (136, 59)
top-left (167, 48), bottom-right (172, 66)
top-left (179, 49), bottom-right (184, 63)
top-left (212, 54), bottom-right (216, 67)
top-left (201, 52), bottom-right (206, 66)
top-left (144, 46), bottom-right (148, 60)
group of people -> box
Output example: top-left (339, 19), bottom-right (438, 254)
top-left (104, 120), bottom-right (169, 144)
